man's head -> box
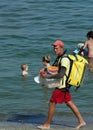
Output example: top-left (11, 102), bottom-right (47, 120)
top-left (52, 40), bottom-right (64, 56)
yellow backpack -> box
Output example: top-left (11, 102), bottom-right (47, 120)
top-left (66, 54), bottom-right (88, 90)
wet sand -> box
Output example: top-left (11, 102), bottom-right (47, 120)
top-left (0, 122), bottom-right (92, 130)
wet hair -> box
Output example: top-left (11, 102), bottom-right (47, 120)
top-left (21, 64), bottom-right (28, 70)
top-left (87, 31), bottom-right (93, 39)
top-left (42, 55), bottom-right (51, 63)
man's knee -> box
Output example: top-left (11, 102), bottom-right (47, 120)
top-left (49, 101), bottom-right (56, 106)
top-left (65, 101), bottom-right (73, 107)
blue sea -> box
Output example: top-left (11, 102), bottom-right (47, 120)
top-left (0, 0), bottom-right (93, 128)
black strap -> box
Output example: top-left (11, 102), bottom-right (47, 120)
top-left (52, 49), bottom-right (67, 66)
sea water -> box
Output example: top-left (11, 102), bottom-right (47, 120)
top-left (0, 0), bottom-right (93, 127)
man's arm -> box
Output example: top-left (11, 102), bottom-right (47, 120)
top-left (41, 66), bottom-right (66, 79)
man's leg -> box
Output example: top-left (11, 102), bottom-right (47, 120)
top-left (66, 101), bottom-right (86, 129)
top-left (37, 101), bottom-right (56, 129)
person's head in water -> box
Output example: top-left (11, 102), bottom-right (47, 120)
top-left (21, 64), bottom-right (28, 77)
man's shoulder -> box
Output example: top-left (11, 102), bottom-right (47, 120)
top-left (61, 55), bottom-right (70, 61)
top-left (61, 56), bottom-right (70, 66)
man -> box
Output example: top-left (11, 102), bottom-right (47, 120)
top-left (83, 31), bottom-right (93, 71)
top-left (37, 40), bottom-right (86, 129)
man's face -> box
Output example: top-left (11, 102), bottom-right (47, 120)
top-left (53, 45), bottom-right (63, 56)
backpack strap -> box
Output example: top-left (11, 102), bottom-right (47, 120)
top-left (65, 56), bottom-right (72, 89)
top-left (52, 49), bottom-right (67, 66)
top-left (74, 54), bottom-right (78, 61)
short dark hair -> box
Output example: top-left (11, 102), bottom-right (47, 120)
top-left (87, 31), bottom-right (93, 39)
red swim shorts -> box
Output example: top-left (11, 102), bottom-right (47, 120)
top-left (50, 88), bottom-right (72, 104)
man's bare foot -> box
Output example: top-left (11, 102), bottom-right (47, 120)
top-left (76, 122), bottom-right (86, 129)
top-left (37, 125), bottom-right (50, 129)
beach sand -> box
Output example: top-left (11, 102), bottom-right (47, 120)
top-left (0, 113), bottom-right (93, 130)
top-left (0, 122), bottom-right (92, 130)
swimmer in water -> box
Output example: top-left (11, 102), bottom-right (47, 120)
top-left (21, 64), bottom-right (28, 77)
